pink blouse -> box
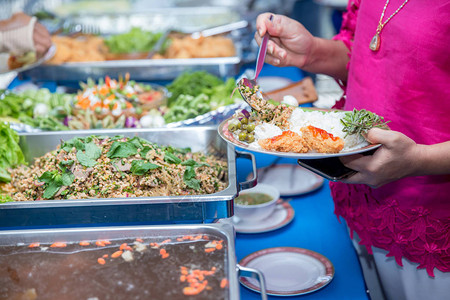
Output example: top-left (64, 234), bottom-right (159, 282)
top-left (331, 0), bottom-right (450, 276)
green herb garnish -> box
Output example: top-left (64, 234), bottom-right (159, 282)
top-left (130, 160), bottom-right (160, 176)
top-left (341, 109), bottom-right (390, 137)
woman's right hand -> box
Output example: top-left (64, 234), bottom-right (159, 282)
top-left (254, 13), bottom-right (316, 68)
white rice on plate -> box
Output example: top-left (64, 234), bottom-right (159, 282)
top-left (249, 108), bottom-right (368, 151)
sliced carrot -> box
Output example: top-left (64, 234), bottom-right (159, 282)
top-left (135, 238), bottom-right (144, 243)
top-left (105, 76), bottom-right (111, 88)
top-left (28, 242), bottom-right (40, 248)
top-left (111, 250), bottom-right (123, 258)
top-left (77, 97), bottom-right (91, 109)
top-left (182, 286), bottom-right (199, 296)
top-left (161, 239), bottom-right (171, 244)
top-left (161, 253), bottom-right (170, 259)
top-left (180, 275), bottom-right (186, 282)
top-left (204, 248), bottom-right (215, 253)
top-left (102, 254), bottom-right (108, 258)
top-left (215, 243), bottom-right (223, 250)
top-left (220, 278), bottom-right (229, 289)
top-left (50, 242), bottom-right (67, 248)
top-left (97, 258), bottom-right (106, 265)
top-left (95, 241), bottom-right (106, 247)
top-left (79, 241), bottom-right (90, 246)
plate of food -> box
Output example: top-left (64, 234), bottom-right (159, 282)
top-left (218, 84), bottom-right (389, 159)
top-left (0, 44), bottom-right (56, 75)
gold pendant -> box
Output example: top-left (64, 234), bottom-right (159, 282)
top-left (370, 33), bottom-right (380, 51)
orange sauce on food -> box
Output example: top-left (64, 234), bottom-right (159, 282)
top-left (268, 130), bottom-right (298, 142)
top-left (307, 125), bottom-right (339, 141)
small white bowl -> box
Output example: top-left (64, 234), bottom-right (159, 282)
top-left (234, 184), bottom-right (280, 222)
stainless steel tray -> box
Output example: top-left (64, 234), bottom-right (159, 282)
top-left (0, 127), bottom-right (257, 228)
top-left (21, 55), bottom-right (242, 82)
top-left (20, 6), bottom-right (249, 82)
top-left (0, 222), bottom-right (267, 300)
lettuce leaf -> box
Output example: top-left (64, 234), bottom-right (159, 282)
top-left (0, 123), bottom-right (25, 182)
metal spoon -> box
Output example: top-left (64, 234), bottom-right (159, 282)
top-left (237, 15), bottom-right (274, 111)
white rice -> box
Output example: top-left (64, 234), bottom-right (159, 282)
top-left (250, 108), bottom-right (368, 151)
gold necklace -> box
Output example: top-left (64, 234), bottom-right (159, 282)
top-left (370, 0), bottom-right (410, 51)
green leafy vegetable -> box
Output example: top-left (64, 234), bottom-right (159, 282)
top-left (341, 109), bottom-right (390, 137)
top-left (76, 151), bottom-right (98, 167)
top-left (104, 27), bottom-right (163, 54)
top-left (0, 123), bottom-right (25, 183)
top-left (164, 152), bottom-right (181, 164)
top-left (130, 160), bottom-right (160, 175)
top-left (107, 141), bottom-right (138, 158)
top-left (183, 166), bottom-right (201, 191)
top-left (38, 169), bottom-right (74, 199)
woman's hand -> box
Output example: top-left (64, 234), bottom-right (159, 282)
top-left (339, 128), bottom-right (421, 188)
top-left (254, 13), bottom-right (350, 81)
top-left (254, 13), bottom-right (315, 68)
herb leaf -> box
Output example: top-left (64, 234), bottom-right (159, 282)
top-left (341, 109), bottom-right (390, 138)
top-left (107, 141), bottom-right (138, 158)
top-left (76, 150), bottom-right (98, 167)
top-left (130, 160), bottom-right (160, 175)
top-left (164, 152), bottom-right (181, 164)
top-left (183, 165), bottom-right (201, 191)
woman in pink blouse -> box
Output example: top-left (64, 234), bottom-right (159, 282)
top-left (255, 1), bottom-right (450, 299)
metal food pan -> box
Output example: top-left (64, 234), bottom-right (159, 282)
top-left (0, 222), bottom-right (267, 300)
top-left (0, 127), bottom-right (257, 228)
top-left (20, 55), bottom-right (242, 82)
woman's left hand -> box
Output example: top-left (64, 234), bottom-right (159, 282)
top-left (339, 128), bottom-right (420, 188)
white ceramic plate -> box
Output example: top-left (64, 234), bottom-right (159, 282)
top-left (217, 116), bottom-right (381, 159)
top-left (247, 164), bottom-right (324, 197)
top-left (239, 247), bottom-right (334, 296)
top-left (232, 199), bottom-right (294, 234)
top-left (0, 44), bottom-right (56, 75)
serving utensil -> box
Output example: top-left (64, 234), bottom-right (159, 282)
top-left (147, 20), bottom-right (249, 59)
top-left (238, 15), bottom-right (273, 111)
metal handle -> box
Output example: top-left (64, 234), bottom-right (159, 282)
top-left (192, 20), bottom-right (249, 38)
top-left (237, 264), bottom-right (268, 300)
top-left (236, 150), bottom-right (257, 191)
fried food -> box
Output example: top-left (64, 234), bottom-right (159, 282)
top-left (258, 130), bottom-right (309, 153)
top-left (153, 35), bottom-right (235, 59)
top-left (300, 125), bottom-right (344, 153)
top-left (47, 35), bottom-right (107, 64)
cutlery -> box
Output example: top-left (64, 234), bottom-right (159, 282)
top-left (238, 15), bottom-right (273, 111)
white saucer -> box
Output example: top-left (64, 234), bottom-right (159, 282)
top-left (248, 164), bottom-right (324, 197)
top-left (239, 247), bottom-right (334, 296)
top-left (232, 199), bottom-right (294, 234)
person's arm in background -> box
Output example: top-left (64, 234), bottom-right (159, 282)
top-left (0, 12), bottom-right (51, 57)
top-left (254, 13), bottom-right (350, 82)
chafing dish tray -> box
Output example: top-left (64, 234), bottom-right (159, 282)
top-left (0, 127), bottom-right (257, 228)
top-left (0, 222), bottom-right (267, 300)
top-left (20, 55), bottom-right (243, 82)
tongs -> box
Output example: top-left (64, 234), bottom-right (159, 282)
top-left (147, 20), bottom-right (249, 58)
top-left (238, 15), bottom-right (273, 111)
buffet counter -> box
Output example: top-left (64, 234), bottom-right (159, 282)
top-left (5, 64), bottom-right (369, 299)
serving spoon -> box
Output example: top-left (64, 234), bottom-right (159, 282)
top-left (238, 15), bottom-right (273, 111)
